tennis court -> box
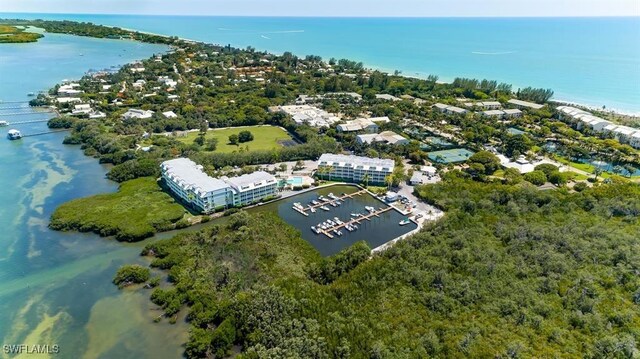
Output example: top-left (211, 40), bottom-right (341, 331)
top-left (428, 148), bottom-right (475, 163)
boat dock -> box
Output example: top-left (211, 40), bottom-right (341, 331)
top-left (20, 129), bottom-right (69, 138)
top-left (318, 206), bottom-right (393, 239)
top-left (0, 110), bottom-right (55, 117)
top-left (298, 190), bottom-right (367, 214)
top-left (1, 119), bottom-right (53, 125)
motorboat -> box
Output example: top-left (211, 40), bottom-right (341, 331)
top-left (7, 129), bottom-right (22, 140)
top-left (399, 218), bottom-right (411, 226)
top-left (310, 207), bottom-right (317, 213)
top-left (320, 206), bottom-right (330, 211)
top-left (0, 121), bottom-right (8, 127)
top-left (365, 206), bottom-right (375, 212)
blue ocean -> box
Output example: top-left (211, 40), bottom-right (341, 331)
top-left (3, 14), bottom-right (640, 113)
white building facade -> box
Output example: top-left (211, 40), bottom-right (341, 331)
top-left (161, 158), bottom-right (277, 213)
top-left (317, 154), bottom-right (394, 185)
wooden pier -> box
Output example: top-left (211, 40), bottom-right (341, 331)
top-left (319, 206), bottom-right (393, 239)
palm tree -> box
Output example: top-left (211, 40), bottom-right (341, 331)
top-left (384, 174), bottom-right (393, 190)
top-left (362, 173), bottom-right (370, 188)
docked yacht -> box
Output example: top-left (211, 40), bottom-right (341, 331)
top-left (399, 218), bottom-right (412, 226)
top-left (0, 121), bottom-right (8, 127)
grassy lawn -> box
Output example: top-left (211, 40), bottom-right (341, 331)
top-left (49, 177), bottom-right (186, 241)
top-left (176, 126), bottom-right (294, 153)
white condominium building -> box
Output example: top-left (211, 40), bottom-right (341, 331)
top-left (317, 153), bottom-right (395, 185)
top-left (161, 158), bottom-right (277, 213)
top-left (223, 171), bottom-right (279, 207)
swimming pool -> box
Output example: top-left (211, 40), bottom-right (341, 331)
top-left (287, 176), bottom-right (304, 185)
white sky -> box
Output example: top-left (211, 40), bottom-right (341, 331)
top-left (1, 0), bottom-right (639, 17)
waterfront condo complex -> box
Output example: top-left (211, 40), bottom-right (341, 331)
top-left (316, 153), bottom-right (395, 185)
top-left (161, 158), bottom-right (277, 213)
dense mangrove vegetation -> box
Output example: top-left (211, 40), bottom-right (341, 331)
top-left (129, 175), bottom-right (640, 358)
top-left (49, 177), bottom-right (186, 241)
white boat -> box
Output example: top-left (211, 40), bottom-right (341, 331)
top-left (311, 200), bottom-right (320, 205)
top-left (329, 202), bottom-right (338, 207)
top-left (293, 202), bottom-right (304, 210)
top-left (328, 193), bottom-right (338, 200)
top-left (320, 206), bottom-right (330, 211)
top-left (365, 206), bottom-right (375, 212)
top-left (0, 121), bottom-right (8, 127)
top-left (310, 207), bottom-right (317, 213)
top-left (399, 219), bottom-right (411, 226)
top-left (7, 129), bottom-right (22, 140)
top-left (350, 213), bottom-right (361, 217)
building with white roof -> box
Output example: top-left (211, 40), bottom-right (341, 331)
top-left (223, 171), bottom-right (278, 207)
top-left (463, 101), bottom-right (502, 110)
top-left (56, 97), bottom-right (82, 104)
top-left (337, 116), bottom-right (390, 133)
top-left (158, 76), bottom-right (178, 88)
top-left (161, 158), bottom-right (277, 213)
top-left (72, 104), bottom-right (92, 115)
top-left (162, 111), bottom-right (178, 118)
top-left (272, 105), bottom-right (341, 128)
top-left (481, 109), bottom-right (522, 118)
top-left (89, 111), bottom-right (106, 119)
top-left (122, 109), bottom-right (154, 120)
top-left (375, 94), bottom-right (401, 102)
top-left (317, 153), bottom-right (394, 185)
top-left (630, 132), bottom-right (640, 148)
top-left (356, 131), bottom-right (409, 146)
top-left (433, 103), bottom-right (468, 115)
top-left (554, 106), bottom-right (640, 146)
top-left (507, 99), bottom-right (545, 110)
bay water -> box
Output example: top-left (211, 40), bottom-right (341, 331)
top-left (0, 32), bottom-right (188, 358)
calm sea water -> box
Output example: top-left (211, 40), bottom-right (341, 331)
top-left (2, 14), bottom-right (639, 113)
top-left (0, 33), bottom-right (190, 358)
top-left (254, 185), bottom-right (417, 256)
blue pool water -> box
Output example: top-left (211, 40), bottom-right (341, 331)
top-left (287, 176), bottom-right (304, 185)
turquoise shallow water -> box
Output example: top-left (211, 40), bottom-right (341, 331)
top-left (2, 14), bottom-right (639, 112)
top-left (0, 33), bottom-right (189, 358)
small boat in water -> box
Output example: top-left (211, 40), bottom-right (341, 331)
top-left (365, 206), bottom-right (375, 212)
top-left (0, 121), bottom-right (8, 127)
top-left (350, 213), bottom-right (361, 217)
top-left (399, 218), bottom-right (411, 226)
top-left (310, 207), bottom-right (317, 213)
top-left (7, 129), bottom-right (22, 140)
top-left (311, 200), bottom-right (320, 205)
top-left (320, 206), bottom-right (330, 211)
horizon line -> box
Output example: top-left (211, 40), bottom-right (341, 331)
top-left (1, 11), bottom-right (639, 19)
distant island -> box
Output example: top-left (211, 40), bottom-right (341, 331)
top-left (2, 18), bottom-right (639, 359)
top-left (0, 24), bottom-right (43, 43)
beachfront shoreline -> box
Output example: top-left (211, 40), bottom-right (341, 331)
top-left (75, 21), bottom-right (640, 119)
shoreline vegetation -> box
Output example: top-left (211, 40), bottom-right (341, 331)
top-left (49, 177), bottom-right (187, 241)
top-left (1, 18), bottom-right (639, 358)
top-left (0, 24), bottom-right (43, 43)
